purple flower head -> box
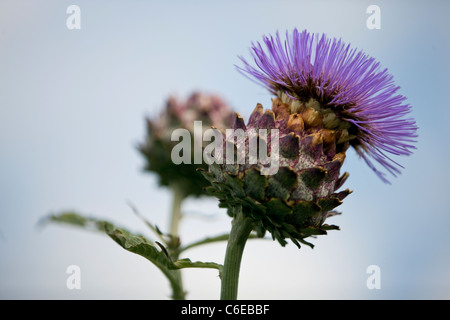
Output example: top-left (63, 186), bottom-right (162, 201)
top-left (237, 29), bottom-right (418, 183)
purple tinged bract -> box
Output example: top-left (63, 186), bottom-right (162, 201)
top-left (237, 28), bottom-right (418, 183)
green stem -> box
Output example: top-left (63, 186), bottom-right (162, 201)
top-left (168, 183), bottom-right (186, 300)
top-left (169, 183), bottom-right (185, 239)
top-left (220, 208), bottom-right (254, 300)
top-left (168, 269), bottom-right (185, 300)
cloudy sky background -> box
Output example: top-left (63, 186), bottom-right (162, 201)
top-left (1, 0), bottom-right (449, 299)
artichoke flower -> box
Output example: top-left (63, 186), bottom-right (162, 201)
top-left (238, 29), bottom-right (418, 184)
top-left (202, 103), bottom-right (350, 248)
top-left (201, 29), bottom-right (418, 250)
top-left (139, 92), bottom-right (234, 198)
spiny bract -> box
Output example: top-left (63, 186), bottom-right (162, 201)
top-left (200, 98), bottom-right (351, 248)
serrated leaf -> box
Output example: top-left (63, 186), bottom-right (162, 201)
top-left (172, 259), bottom-right (223, 273)
top-left (104, 223), bottom-right (171, 267)
top-left (104, 224), bottom-right (223, 272)
top-left (46, 211), bottom-right (223, 297)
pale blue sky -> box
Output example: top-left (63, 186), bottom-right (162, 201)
top-left (0, 0), bottom-right (449, 299)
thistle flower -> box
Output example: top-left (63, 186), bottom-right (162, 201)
top-left (200, 29), bottom-right (417, 299)
top-left (237, 28), bottom-right (418, 183)
top-left (202, 104), bottom-right (350, 248)
top-left (139, 92), bottom-right (234, 198)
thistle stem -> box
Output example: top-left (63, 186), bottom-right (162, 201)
top-left (169, 183), bottom-right (185, 238)
top-left (220, 208), bottom-right (254, 300)
top-left (169, 270), bottom-right (185, 300)
top-left (168, 183), bottom-right (186, 300)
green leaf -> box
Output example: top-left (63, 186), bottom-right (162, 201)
top-left (172, 259), bottom-right (223, 273)
top-left (45, 212), bottom-right (223, 276)
top-left (105, 223), bottom-right (172, 269)
top-left (44, 211), bottom-right (109, 232)
top-left (104, 223), bottom-right (223, 274)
